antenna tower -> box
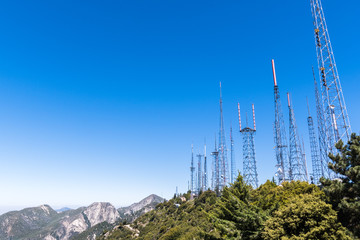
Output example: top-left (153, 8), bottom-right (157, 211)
top-left (272, 60), bottom-right (290, 183)
top-left (313, 68), bottom-right (330, 179)
top-left (287, 93), bottom-right (308, 182)
top-left (218, 82), bottom-right (228, 189)
top-left (230, 125), bottom-right (235, 183)
top-left (203, 143), bottom-right (208, 190)
top-left (196, 153), bottom-right (203, 194)
top-left (238, 103), bottom-right (258, 188)
top-left (307, 97), bottom-right (323, 184)
top-left (190, 145), bottom-right (195, 193)
top-left (211, 136), bottom-right (220, 194)
top-left (311, 0), bottom-right (351, 158)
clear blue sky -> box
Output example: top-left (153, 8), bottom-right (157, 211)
top-left (0, 0), bottom-right (359, 212)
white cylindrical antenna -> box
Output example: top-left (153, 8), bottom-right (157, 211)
top-left (252, 104), bottom-right (256, 131)
top-left (287, 92), bottom-right (291, 107)
top-left (219, 81), bottom-right (222, 99)
top-left (272, 59), bottom-right (277, 86)
top-left (238, 102), bottom-right (242, 131)
top-left (204, 141), bottom-right (207, 158)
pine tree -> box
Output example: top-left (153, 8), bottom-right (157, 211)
top-left (320, 133), bottom-right (360, 237)
top-left (211, 175), bottom-right (266, 239)
top-left (263, 194), bottom-right (351, 240)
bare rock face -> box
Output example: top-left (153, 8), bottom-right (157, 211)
top-left (45, 202), bottom-right (120, 240)
top-left (118, 194), bottom-right (165, 222)
top-left (0, 195), bottom-right (162, 240)
top-left (84, 202), bottom-right (120, 227)
top-left (0, 205), bottom-right (57, 239)
top-left (0, 203), bottom-right (120, 240)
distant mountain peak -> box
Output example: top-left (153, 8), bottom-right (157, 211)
top-left (0, 196), bottom-right (164, 240)
top-left (118, 194), bottom-right (165, 222)
top-left (39, 204), bottom-right (52, 214)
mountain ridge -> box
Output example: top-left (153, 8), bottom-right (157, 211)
top-left (0, 194), bottom-right (164, 240)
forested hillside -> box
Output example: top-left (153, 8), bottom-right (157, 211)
top-left (100, 133), bottom-right (360, 240)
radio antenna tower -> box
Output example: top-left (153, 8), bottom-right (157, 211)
top-left (287, 93), bottom-right (308, 182)
top-left (190, 144), bottom-right (195, 193)
top-left (203, 143), bottom-right (208, 190)
top-left (211, 135), bottom-right (220, 194)
top-left (311, 0), bottom-right (351, 156)
top-left (230, 125), bottom-right (235, 183)
top-left (238, 103), bottom-right (258, 188)
top-left (218, 82), bottom-right (228, 189)
top-left (272, 59), bottom-right (290, 183)
top-left (306, 97), bottom-right (323, 184)
top-left (196, 153), bottom-right (203, 194)
top-left (312, 67), bottom-right (330, 179)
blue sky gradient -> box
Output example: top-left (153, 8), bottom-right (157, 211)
top-left (0, 0), bottom-right (359, 212)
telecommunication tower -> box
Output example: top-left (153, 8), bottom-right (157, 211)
top-left (311, 0), bottom-right (351, 156)
top-left (230, 126), bottom-right (235, 183)
top-left (238, 103), bottom-right (258, 188)
top-left (190, 144), bottom-right (195, 193)
top-left (312, 67), bottom-right (330, 179)
top-left (307, 97), bottom-right (323, 184)
top-left (211, 136), bottom-right (220, 194)
top-left (197, 153), bottom-right (203, 194)
top-left (287, 93), bottom-right (308, 182)
top-left (218, 82), bottom-right (228, 189)
top-left (203, 143), bottom-right (208, 190)
top-left (272, 60), bottom-right (290, 183)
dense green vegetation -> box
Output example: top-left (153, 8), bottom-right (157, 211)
top-left (100, 134), bottom-right (360, 239)
top-left (320, 133), bottom-right (360, 238)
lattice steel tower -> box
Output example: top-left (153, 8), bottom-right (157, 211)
top-left (306, 97), bottom-right (323, 184)
top-left (311, 0), bottom-right (352, 157)
top-left (203, 143), bottom-right (208, 190)
top-left (287, 93), bottom-right (308, 182)
top-left (218, 82), bottom-right (228, 189)
top-left (272, 60), bottom-right (290, 183)
top-left (211, 136), bottom-right (220, 194)
top-left (230, 125), bottom-right (235, 183)
top-left (313, 67), bottom-right (331, 179)
top-left (190, 144), bottom-right (195, 193)
top-left (197, 153), bottom-right (203, 194)
top-left (238, 103), bottom-right (258, 188)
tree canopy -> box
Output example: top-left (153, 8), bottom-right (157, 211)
top-left (321, 133), bottom-right (360, 237)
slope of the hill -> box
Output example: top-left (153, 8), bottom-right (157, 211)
top-left (71, 194), bottom-right (165, 240)
top-left (99, 176), bottom-right (351, 240)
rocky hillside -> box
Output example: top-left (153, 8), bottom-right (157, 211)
top-left (72, 194), bottom-right (165, 240)
top-left (0, 202), bottom-right (119, 240)
top-left (118, 194), bottom-right (165, 222)
top-left (99, 177), bottom-right (351, 240)
top-left (0, 194), bottom-right (164, 240)
top-left (0, 205), bottom-right (57, 239)
top-left (42, 202), bottom-right (120, 240)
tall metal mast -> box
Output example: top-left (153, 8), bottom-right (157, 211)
top-left (311, 0), bottom-right (351, 156)
top-left (287, 93), bottom-right (308, 182)
top-left (272, 60), bottom-right (290, 183)
top-left (230, 125), bottom-right (235, 183)
top-left (218, 82), bottom-right (228, 189)
top-left (238, 103), bottom-right (258, 188)
top-left (203, 143), bottom-right (208, 190)
top-left (211, 136), bottom-right (219, 194)
top-left (196, 153), bottom-right (203, 194)
top-left (190, 144), bottom-right (195, 193)
top-left (306, 97), bottom-right (323, 184)
top-left (313, 67), bottom-right (330, 179)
